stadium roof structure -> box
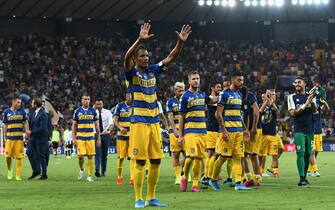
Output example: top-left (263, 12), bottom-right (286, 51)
top-left (0, 0), bottom-right (334, 23)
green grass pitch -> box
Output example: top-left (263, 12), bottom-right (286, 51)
top-left (0, 152), bottom-right (334, 210)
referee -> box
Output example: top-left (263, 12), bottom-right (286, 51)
top-left (94, 98), bottom-right (113, 177)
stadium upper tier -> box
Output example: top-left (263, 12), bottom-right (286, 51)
top-left (0, 0), bottom-right (333, 23)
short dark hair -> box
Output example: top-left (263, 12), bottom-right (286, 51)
top-left (295, 76), bottom-right (305, 81)
top-left (81, 93), bottom-right (90, 98)
top-left (95, 97), bottom-right (103, 102)
top-left (187, 70), bottom-right (199, 78)
top-left (210, 81), bottom-right (221, 88)
top-left (135, 46), bottom-right (147, 57)
top-left (33, 98), bottom-right (43, 108)
top-left (231, 71), bottom-right (244, 78)
top-left (12, 95), bottom-right (20, 102)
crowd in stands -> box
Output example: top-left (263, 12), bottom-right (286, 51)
top-left (0, 33), bottom-right (335, 139)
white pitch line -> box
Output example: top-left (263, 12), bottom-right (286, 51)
top-left (261, 183), bottom-right (335, 189)
top-left (261, 175), bottom-right (333, 179)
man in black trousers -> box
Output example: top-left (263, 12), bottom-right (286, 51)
top-left (94, 98), bottom-right (113, 177)
top-left (27, 98), bottom-right (50, 180)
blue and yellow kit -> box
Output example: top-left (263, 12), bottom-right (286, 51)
top-left (180, 90), bottom-right (207, 158)
top-left (3, 108), bottom-right (27, 158)
top-left (125, 63), bottom-right (165, 160)
top-left (216, 88), bottom-right (244, 157)
top-left (73, 107), bottom-right (98, 155)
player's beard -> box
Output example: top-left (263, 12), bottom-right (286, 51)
top-left (191, 84), bottom-right (199, 91)
top-left (295, 86), bottom-right (304, 94)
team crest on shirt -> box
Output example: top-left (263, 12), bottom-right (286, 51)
top-left (187, 97), bottom-right (194, 102)
top-left (172, 103), bottom-right (179, 112)
top-left (224, 148), bottom-right (228, 153)
top-left (133, 148), bottom-right (139, 155)
top-left (190, 148), bottom-right (195, 154)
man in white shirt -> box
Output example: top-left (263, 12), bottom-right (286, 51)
top-left (63, 124), bottom-right (73, 158)
top-left (94, 98), bottom-right (113, 177)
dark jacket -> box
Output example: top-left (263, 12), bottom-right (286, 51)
top-left (46, 112), bottom-right (52, 140)
top-left (29, 108), bottom-right (49, 142)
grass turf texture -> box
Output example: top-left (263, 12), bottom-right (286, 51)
top-left (0, 152), bottom-right (334, 210)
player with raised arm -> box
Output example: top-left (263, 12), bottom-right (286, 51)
top-left (124, 22), bottom-right (191, 208)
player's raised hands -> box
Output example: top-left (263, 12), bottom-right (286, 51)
top-left (306, 93), bottom-right (315, 104)
top-left (176, 25), bottom-right (192, 42)
top-left (139, 22), bottom-right (154, 42)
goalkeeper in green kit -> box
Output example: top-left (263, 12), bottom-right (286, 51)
top-left (287, 77), bottom-right (317, 186)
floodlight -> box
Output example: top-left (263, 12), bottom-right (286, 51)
top-left (275, 0), bottom-right (284, 7)
top-left (322, 0), bottom-right (329, 4)
top-left (245, 0), bottom-right (251, 6)
top-left (228, 0), bottom-right (236, 7)
top-left (206, 0), bottom-right (213, 6)
top-left (221, 0), bottom-right (228, 6)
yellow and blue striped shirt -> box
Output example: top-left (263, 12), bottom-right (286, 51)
top-left (73, 107), bottom-right (97, 141)
top-left (125, 63), bottom-right (165, 124)
top-left (3, 108), bottom-right (27, 141)
top-left (166, 97), bottom-right (180, 133)
top-left (114, 102), bottom-right (130, 141)
top-left (180, 90), bottom-right (207, 134)
top-left (218, 88), bottom-right (243, 132)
